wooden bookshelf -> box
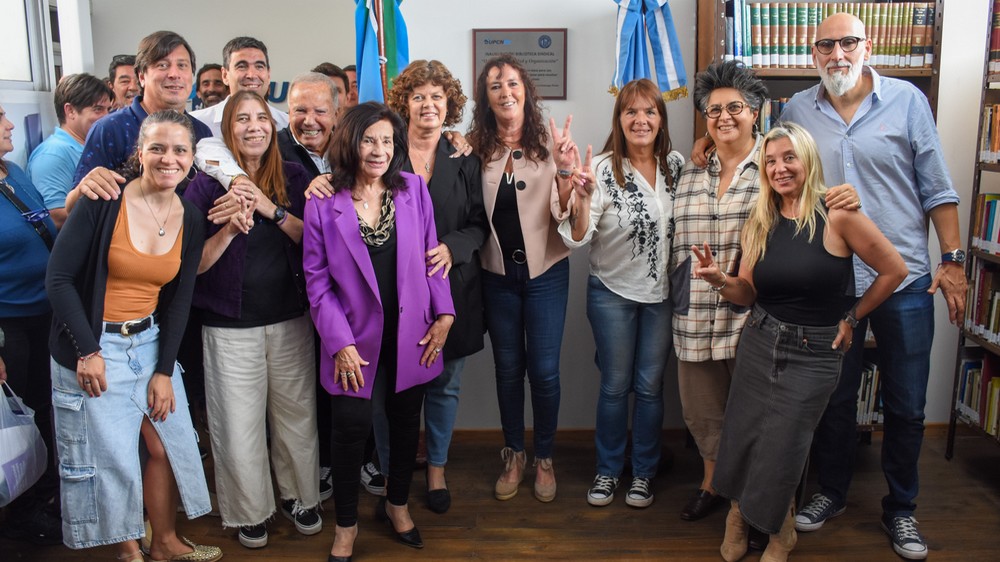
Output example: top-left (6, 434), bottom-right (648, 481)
top-left (694, 0), bottom-right (945, 138)
top-left (946, 1), bottom-right (1000, 458)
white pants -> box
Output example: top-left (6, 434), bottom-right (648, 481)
top-left (203, 314), bottom-right (320, 527)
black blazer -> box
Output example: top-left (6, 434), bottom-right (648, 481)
top-left (278, 128), bottom-right (323, 178)
top-left (405, 136), bottom-right (489, 360)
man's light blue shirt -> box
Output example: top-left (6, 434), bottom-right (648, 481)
top-left (27, 126), bottom-right (83, 209)
top-left (781, 67), bottom-right (959, 296)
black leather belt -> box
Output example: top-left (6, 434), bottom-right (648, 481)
top-left (105, 313), bottom-right (157, 336)
top-left (511, 249), bottom-right (527, 264)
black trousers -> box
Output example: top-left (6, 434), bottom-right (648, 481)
top-left (330, 363), bottom-right (424, 527)
top-left (0, 312), bottom-right (59, 509)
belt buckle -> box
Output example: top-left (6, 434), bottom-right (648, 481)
top-left (511, 249), bottom-right (527, 264)
top-left (120, 319), bottom-right (142, 336)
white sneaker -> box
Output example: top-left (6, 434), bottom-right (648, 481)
top-left (625, 477), bottom-right (653, 508)
top-left (360, 461), bottom-right (386, 495)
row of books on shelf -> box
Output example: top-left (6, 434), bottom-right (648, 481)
top-left (970, 193), bottom-right (1000, 253)
top-left (956, 356), bottom-right (1000, 436)
top-left (989, 1), bottom-right (1000, 74)
top-left (723, 1), bottom-right (936, 70)
top-left (966, 260), bottom-right (1000, 343)
top-left (856, 361), bottom-right (883, 425)
top-left (977, 105), bottom-right (1000, 164)
top-left (758, 97), bottom-right (790, 134)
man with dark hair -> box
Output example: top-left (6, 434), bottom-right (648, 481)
top-left (196, 63), bottom-right (227, 109)
top-left (342, 63), bottom-right (358, 108)
top-left (279, 72), bottom-right (338, 177)
top-left (106, 54), bottom-right (139, 111)
top-left (27, 73), bottom-right (112, 228)
top-left (311, 63), bottom-right (349, 120)
top-left (190, 36), bottom-right (287, 137)
top-left (67, 30), bottom-right (212, 206)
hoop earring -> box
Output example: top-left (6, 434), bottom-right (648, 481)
top-left (186, 166), bottom-right (197, 182)
top-left (139, 163), bottom-right (144, 177)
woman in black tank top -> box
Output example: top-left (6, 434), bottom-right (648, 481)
top-left (689, 123), bottom-right (907, 561)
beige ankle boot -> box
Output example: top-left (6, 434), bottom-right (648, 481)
top-left (494, 447), bottom-right (526, 500)
top-left (533, 457), bottom-right (556, 502)
top-left (720, 500), bottom-right (749, 562)
top-left (760, 504), bottom-right (798, 562)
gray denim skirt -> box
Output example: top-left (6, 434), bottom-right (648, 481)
top-left (712, 304), bottom-right (843, 534)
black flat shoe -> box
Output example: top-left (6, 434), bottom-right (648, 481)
top-left (748, 526), bottom-right (770, 551)
top-left (427, 488), bottom-right (451, 514)
top-left (376, 498), bottom-right (424, 549)
top-left (679, 489), bottom-right (725, 521)
top-left (426, 471), bottom-right (451, 514)
top-left (329, 556), bottom-right (352, 562)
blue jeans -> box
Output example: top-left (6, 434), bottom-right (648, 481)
top-left (813, 274), bottom-right (934, 517)
top-left (587, 276), bottom-right (670, 479)
top-left (483, 258), bottom-right (569, 459)
top-left (51, 324), bottom-right (210, 548)
top-left (424, 357), bottom-right (466, 467)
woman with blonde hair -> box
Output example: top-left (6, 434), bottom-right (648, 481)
top-left (692, 122), bottom-right (906, 562)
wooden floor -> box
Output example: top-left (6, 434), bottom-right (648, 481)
top-left (2, 427), bottom-right (998, 561)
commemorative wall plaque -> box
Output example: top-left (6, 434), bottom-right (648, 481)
top-left (473, 28), bottom-right (568, 100)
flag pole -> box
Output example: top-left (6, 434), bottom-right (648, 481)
top-left (374, 0), bottom-right (389, 99)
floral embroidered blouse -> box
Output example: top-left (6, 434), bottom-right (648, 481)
top-left (558, 150), bottom-right (683, 303)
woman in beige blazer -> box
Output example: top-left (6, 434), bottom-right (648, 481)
top-left (468, 54), bottom-right (581, 503)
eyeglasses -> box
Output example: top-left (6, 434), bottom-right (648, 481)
top-left (22, 208), bottom-right (50, 224)
top-left (813, 36), bottom-right (865, 55)
top-left (704, 101), bottom-right (748, 119)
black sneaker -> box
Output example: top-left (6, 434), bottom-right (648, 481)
top-left (881, 515), bottom-right (928, 560)
top-left (625, 477), bottom-right (653, 508)
top-left (586, 474), bottom-right (618, 506)
top-left (795, 493), bottom-right (845, 532)
top-left (361, 461), bottom-right (386, 496)
top-left (281, 499), bottom-right (323, 535)
top-left (319, 465), bottom-right (333, 502)
top-left (238, 523), bottom-right (268, 548)
top-left (0, 503), bottom-right (63, 546)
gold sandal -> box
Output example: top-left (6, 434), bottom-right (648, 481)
top-left (149, 537), bottom-right (223, 562)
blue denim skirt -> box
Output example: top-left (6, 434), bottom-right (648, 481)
top-left (50, 323), bottom-right (211, 548)
top-left (713, 305), bottom-right (843, 534)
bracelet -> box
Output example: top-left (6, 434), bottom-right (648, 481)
top-left (78, 350), bottom-right (102, 367)
top-left (557, 169), bottom-right (573, 178)
top-left (709, 271), bottom-right (727, 292)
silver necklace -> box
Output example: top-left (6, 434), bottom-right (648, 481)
top-left (409, 149), bottom-right (434, 174)
top-left (138, 181), bottom-right (173, 236)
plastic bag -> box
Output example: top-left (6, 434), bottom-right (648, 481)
top-left (0, 381), bottom-right (48, 506)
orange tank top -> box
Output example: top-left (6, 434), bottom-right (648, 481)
top-left (104, 200), bottom-right (183, 322)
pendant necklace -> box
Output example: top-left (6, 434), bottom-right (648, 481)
top-left (410, 149), bottom-right (433, 174)
top-left (139, 181), bottom-right (173, 236)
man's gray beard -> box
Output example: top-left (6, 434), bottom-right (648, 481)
top-left (820, 62), bottom-right (862, 97)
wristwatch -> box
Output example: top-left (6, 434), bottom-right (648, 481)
top-left (941, 249), bottom-right (966, 265)
top-left (842, 312), bottom-right (859, 329)
top-left (271, 206), bottom-right (287, 224)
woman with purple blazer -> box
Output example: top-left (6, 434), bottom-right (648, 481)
top-left (303, 102), bottom-right (454, 562)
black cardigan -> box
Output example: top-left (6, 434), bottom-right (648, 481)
top-left (46, 195), bottom-right (206, 374)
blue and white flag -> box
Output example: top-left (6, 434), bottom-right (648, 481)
top-left (612, 0), bottom-right (688, 101)
top-left (355, 0), bottom-right (409, 103)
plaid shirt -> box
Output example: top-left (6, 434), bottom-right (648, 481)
top-left (669, 136), bottom-right (762, 362)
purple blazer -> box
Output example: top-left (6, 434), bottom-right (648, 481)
top-left (303, 172), bottom-right (455, 399)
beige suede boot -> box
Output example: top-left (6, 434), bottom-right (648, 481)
top-left (494, 447), bottom-right (526, 500)
top-left (533, 458), bottom-right (556, 502)
top-left (760, 504), bottom-right (798, 562)
top-left (721, 500), bottom-right (749, 562)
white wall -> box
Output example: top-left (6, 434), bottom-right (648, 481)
top-left (84, 0), bottom-right (982, 427)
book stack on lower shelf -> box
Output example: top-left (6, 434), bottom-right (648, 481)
top-left (966, 256), bottom-right (1000, 344)
top-left (955, 354), bottom-right (1000, 437)
top-left (856, 361), bottom-right (882, 427)
top-left (722, 1), bottom-right (936, 70)
top-left (759, 97), bottom-right (790, 134)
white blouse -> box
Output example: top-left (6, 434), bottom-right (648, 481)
top-left (559, 150), bottom-right (683, 303)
